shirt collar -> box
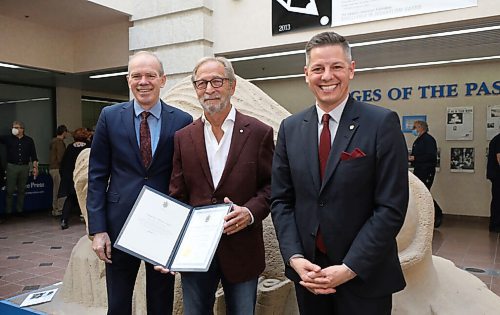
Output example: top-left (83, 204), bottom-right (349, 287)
top-left (201, 105), bottom-right (236, 128)
top-left (315, 95), bottom-right (348, 124)
top-left (133, 99), bottom-right (162, 119)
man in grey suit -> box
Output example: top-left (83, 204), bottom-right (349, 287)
top-left (87, 51), bottom-right (192, 315)
top-left (271, 32), bottom-right (409, 315)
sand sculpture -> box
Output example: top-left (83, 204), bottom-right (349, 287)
top-left (59, 76), bottom-right (500, 314)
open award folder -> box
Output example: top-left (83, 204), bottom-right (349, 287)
top-left (114, 186), bottom-right (231, 272)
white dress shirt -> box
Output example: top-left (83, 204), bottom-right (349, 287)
top-left (201, 106), bottom-right (254, 224)
top-left (202, 106), bottom-right (236, 188)
top-left (316, 96), bottom-right (348, 146)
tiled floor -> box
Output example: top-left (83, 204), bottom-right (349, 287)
top-left (432, 214), bottom-right (500, 296)
top-left (0, 211), bottom-right (86, 300)
top-left (1, 211), bottom-right (500, 301)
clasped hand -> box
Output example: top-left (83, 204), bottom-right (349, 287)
top-left (290, 257), bottom-right (356, 295)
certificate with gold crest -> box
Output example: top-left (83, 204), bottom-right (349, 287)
top-left (115, 185), bottom-right (231, 272)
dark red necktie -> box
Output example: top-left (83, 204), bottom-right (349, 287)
top-left (319, 114), bottom-right (331, 179)
top-left (316, 113), bottom-right (331, 254)
top-left (140, 111), bottom-right (152, 168)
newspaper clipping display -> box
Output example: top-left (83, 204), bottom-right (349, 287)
top-left (487, 105), bottom-right (500, 141)
top-left (446, 107), bottom-right (473, 141)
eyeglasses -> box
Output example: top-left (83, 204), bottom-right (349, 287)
top-left (192, 78), bottom-right (229, 90)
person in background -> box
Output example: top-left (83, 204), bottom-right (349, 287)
top-left (49, 124), bottom-right (68, 217)
top-left (0, 121), bottom-right (38, 220)
top-left (487, 132), bottom-right (500, 232)
top-left (271, 31), bottom-right (408, 315)
top-left (155, 56), bottom-right (274, 315)
top-left (87, 51), bottom-right (192, 315)
top-left (409, 120), bottom-right (443, 228)
top-left (58, 128), bottom-right (90, 229)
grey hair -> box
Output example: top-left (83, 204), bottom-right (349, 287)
top-left (191, 56), bottom-right (236, 83)
top-left (305, 31), bottom-right (352, 66)
top-left (414, 120), bottom-right (429, 132)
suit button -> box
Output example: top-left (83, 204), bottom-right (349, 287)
top-left (144, 177), bottom-right (148, 180)
top-left (211, 198), bottom-right (217, 204)
top-left (319, 202), bottom-right (325, 207)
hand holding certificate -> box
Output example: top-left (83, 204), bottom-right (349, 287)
top-left (115, 186), bottom-right (231, 272)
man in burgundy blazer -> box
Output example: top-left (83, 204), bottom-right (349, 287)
top-left (165, 56), bottom-right (274, 314)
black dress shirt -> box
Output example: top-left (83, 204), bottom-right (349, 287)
top-left (0, 135), bottom-right (38, 165)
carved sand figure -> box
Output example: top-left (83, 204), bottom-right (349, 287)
top-left (57, 76), bottom-right (500, 314)
top-left (393, 171), bottom-right (500, 314)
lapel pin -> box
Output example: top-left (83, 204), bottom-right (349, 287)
top-left (239, 129), bottom-right (243, 133)
top-left (349, 124), bottom-right (355, 130)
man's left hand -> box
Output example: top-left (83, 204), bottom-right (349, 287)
top-left (223, 197), bottom-right (251, 235)
top-left (300, 264), bottom-right (356, 295)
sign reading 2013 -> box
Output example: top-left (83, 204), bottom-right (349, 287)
top-left (272, 0), bottom-right (331, 35)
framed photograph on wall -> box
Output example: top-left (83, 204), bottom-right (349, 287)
top-left (450, 147), bottom-right (475, 173)
top-left (402, 115), bottom-right (426, 133)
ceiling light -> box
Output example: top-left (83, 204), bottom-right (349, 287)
top-left (229, 50), bottom-right (304, 62)
top-left (248, 74), bottom-right (305, 82)
top-left (351, 25), bottom-right (500, 47)
top-left (0, 62), bottom-right (21, 69)
top-left (90, 71), bottom-right (128, 79)
top-left (355, 55), bottom-right (500, 72)
top-left (0, 97), bottom-right (50, 105)
top-left (247, 55), bottom-right (500, 81)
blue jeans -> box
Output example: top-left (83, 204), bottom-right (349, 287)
top-left (181, 257), bottom-right (258, 315)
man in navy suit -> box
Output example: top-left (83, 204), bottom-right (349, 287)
top-left (87, 51), bottom-right (192, 315)
top-left (271, 32), bottom-right (408, 315)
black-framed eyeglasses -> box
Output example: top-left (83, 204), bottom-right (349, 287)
top-left (192, 78), bottom-right (229, 90)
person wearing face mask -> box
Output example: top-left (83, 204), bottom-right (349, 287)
top-left (0, 121), bottom-right (38, 221)
top-left (408, 120), bottom-right (442, 227)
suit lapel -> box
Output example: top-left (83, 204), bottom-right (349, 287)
top-left (190, 118), bottom-right (215, 191)
top-left (216, 111), bottom-right (250, 191)
top-left (154, 101), bottom-right (176, 164)
top-left (302, 106), bottom-right (321, 192)
top-left (120, 101), bottom-right (143, 167)
top-left (320, 97), bottom-right (360, 192)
